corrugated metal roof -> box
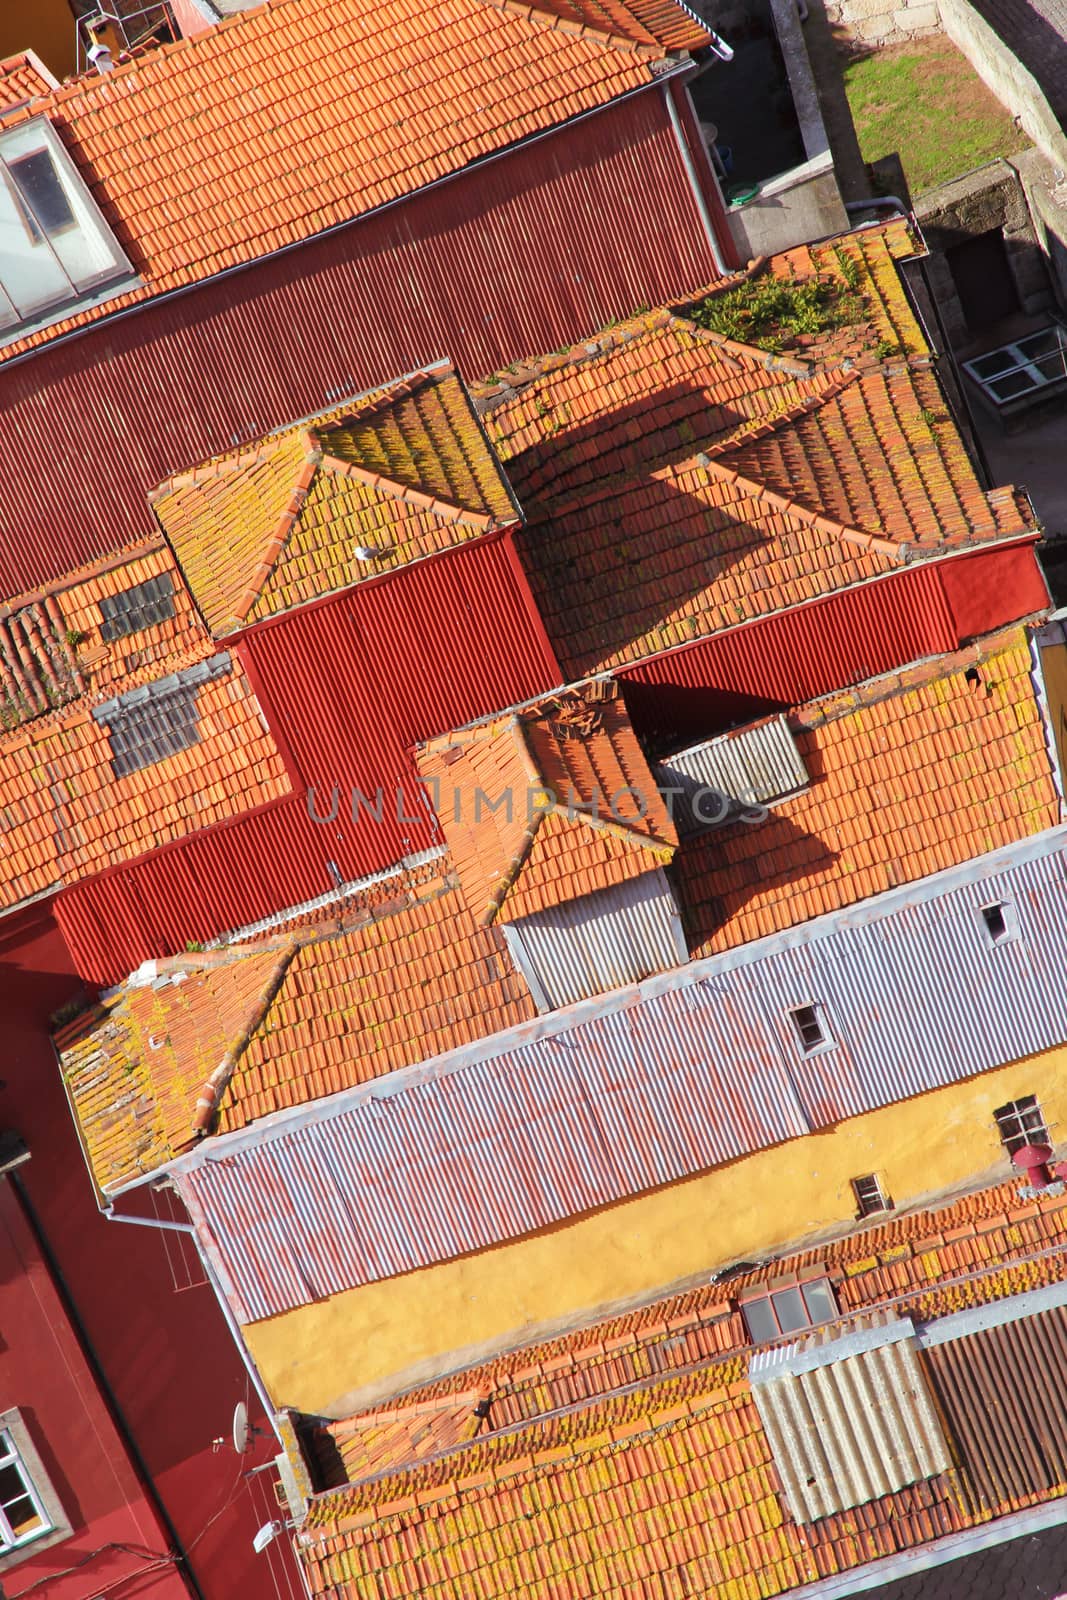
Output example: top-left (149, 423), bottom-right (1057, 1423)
top-left (655, 715), bottom-right (808, 835)
top-left (751, 1321), bottom-right (951, 1523)
top-left (504, 868), bottom-right (688, 1010)
top-left (924, 1303), bottom-right (1067, 1509)
top-left (177, 833), bottom-right (1067, 1324)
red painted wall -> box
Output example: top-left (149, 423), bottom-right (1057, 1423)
top-left (0, 89), bottom-right (721, 598)
top-left (0, 908), bottom-right (305, 1600)
top-left (54, 532), bottom-right (562, 985)
top-left (0, 1183), bottom-right (188, 1600)
top-left (619, 541), bottom-right (1048, 751)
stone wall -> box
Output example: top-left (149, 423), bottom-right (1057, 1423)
top-left (939, 0), bottom-right (1067, 169)
top-left (823, 0), bottom-right (939, 50)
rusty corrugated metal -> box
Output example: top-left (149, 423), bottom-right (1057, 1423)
top-left (504, 868), bottom-right (688, 1010)
top-left (655, 716), bottom-right (807, 834)
top-left (924, 1304), bottom-right (1067, 1507)
top-left (751, 1320), bottom-right (951, 1522)
top-left (0, 92), bottom-right (718, 598)
top-left (176, 834), bottom-right (1067, 1322)
top-left (619, 548), bottom-right (1036, 752)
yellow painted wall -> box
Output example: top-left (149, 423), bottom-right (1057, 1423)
top-left (0, 1), bottom-right (77, 80)
top-left (246, 1045), bottom-right (1067, 1415)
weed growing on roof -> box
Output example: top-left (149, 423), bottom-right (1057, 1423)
top-left (874, 339), bottom-right (902, 361)
top-left (687, 272), bottom-right (865, 353)
top-left (833, 246), bottom-right (861, 291)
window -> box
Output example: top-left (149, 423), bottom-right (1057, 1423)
top-left (741, 1276), bottom-right (837, 1343)
top-left (0, 118), bottom-right (134, 339)
top-left (963, 324), bottom-right (1067, 407)
top-left (99, 571), bottom-right (176, 642)
top-left (979, 900), bottom-right (1017, 946)
top-left (0, 1410), bottom-right (71, 1572)
top-left (852, 1173), bottom-right (891, 1217)
top-left (788, 1004), bottom-right (829, 1054)
top-left (994, 1095), bottom-right (1050, 1158)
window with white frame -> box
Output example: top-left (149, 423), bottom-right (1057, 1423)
top-left (993, 1095), bottom-right (1050, 1158)
top-left (787, 1003), bottom-right (830, 1054)
top-left (740, 1276), bottom-right (838, 1343)
top-left (851, 1173), bottom-right (891, 1217)
top-left (0, 118), bottom-right (133, 337)
top-left (963, 324), bottom-right (1067, 406)
top-left (0, 1410), bottom-right (71, 1571)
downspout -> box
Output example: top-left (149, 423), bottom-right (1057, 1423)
top-left (663, 78), bottom-right (730, 278)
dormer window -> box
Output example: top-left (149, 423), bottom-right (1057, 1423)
top-left (0, 118), bottom-right (134, 339)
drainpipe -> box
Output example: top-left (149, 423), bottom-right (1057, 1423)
top-left (845, 196), bottom-right (908, 218)
top-left (12, 1174), bottom-right (206, 1600)
top-left (105, 1202), bottom-right (279, 1438)
top-left (663, 80), bottom-right (730, 278)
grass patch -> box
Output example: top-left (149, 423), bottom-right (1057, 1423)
top-left (689, 274), bottom-right (864, 353)
top-left (843, 37), bottom-right (1028, 194)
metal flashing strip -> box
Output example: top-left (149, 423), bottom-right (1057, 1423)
top-left (170, 822), bottom-right (1067, 1169)
top-left (915, 1274), bottom-right (1067, 1348)
top-left (782, 1493), bottom-right (1067, 1599)
top-left (749, 1318), bottom-right (915, 1385)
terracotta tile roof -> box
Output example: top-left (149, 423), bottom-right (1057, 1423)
top-left (0, 0), bottom-right (681, 360)
top-left (674, 629), bottom-right (1060, 957)
top-left (310, 1391), bottom-right (491, 1486)
top-left (296, 1179), bottom-right (1067, 1600)
top-left (58, 865), bottom-right (535, 1189)
top-left (0, 52), bottom-right (57, 113)
top-left (473, 225), bottom-right (1034, 679)
top-left (416, 683), bottom-right (676, 924)
top-left (151, 366), bottom-right (518, 636)
top-left (520, 0), bottom-right (709, 48)
top-left (0, 639), bottom-right (291, 914)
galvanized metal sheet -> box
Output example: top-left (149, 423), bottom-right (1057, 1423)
top-left (752, 1331), bottom-right (951, 1522)
top-left (655, 716), bottom-right (807, 834)
top-left (0, 92), bottom-right (716, 598)
top-left (505, 869), bottom-right (688, 1009)
top-left (179, 838), bottom-right (1067, 1324)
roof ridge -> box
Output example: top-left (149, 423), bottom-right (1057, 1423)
top-left (701, 455), bottom-right (906, 562)
top-left (228, 438), bottom-right (323, 626)
top-left (315, 451), bottom-right (497, 530)
top-left (190, 938), bottom-right (301, 1136)
top-left (705, 364), bottom-right (864, 458)
top-left (481, 718), bottom-right (549, 925)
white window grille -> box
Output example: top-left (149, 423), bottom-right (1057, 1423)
top-left (963, 324), bottom-right (1067, 407)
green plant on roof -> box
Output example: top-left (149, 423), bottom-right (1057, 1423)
top-left (688, 273), bottom-right (866, 354)
top-left (833, 246), bottom-right (861, 291)
top-left (65, 628), bottom-right (86, 650)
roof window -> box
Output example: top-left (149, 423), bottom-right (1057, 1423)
top-left (979, 900), bottom-right (1017, 945)
top-left (740, 1275), bottom-right (837, 1343)
top-left (0, 118), bottom-right (134, 340)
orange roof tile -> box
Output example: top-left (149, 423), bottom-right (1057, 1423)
top-left (0, 0), bottom-right (685, 360)
top-left (0, 51), bottom-right (57, 114)
top-left (416, 683), bottom-right (676, 924)
top-left (473, 225), bottom-right (1034, 679)
top-left (58, 864), bottom-right (536, 1190)
top-left (520, 0), bottom-right (709, 48)
top-left (151, 366), bottom-right (518, 636)
top-left (674, 630), bottom-right (1060, 956)
top-left (296, 1178), bottom-right (1067, 1600)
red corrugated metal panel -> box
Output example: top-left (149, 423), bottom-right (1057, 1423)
top-left (54, 536), bottom-right (561, 985)
top-left (0, 92), bottom-right (719, 597)
top-left (619, 546), bottom-right (1043, 751)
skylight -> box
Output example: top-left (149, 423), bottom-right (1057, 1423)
top-left (0, 118), bottom-right (134, 340)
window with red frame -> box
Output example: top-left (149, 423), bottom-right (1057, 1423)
top-left (740, 1277), bottom-right (838, 1344)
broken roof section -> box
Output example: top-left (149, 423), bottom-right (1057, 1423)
top-left (151, 364), bottom-right (519, 636)
top-left (473, 223), bottom-right (1037, 678)
top-left (0, 542), bottom-right (290, 913)
top-left (416, 682), bottom-right (677, 925)
top-left (0, 0), bottom-right (700, 359)
top-left (57, 862), bottom-right (535, 1194)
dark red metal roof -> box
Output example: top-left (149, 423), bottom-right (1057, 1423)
top-left (0, 92), bottom-right (720, 598)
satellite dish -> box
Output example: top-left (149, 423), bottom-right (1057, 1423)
top-left (232, 1401), bottom-right (251, 1454)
